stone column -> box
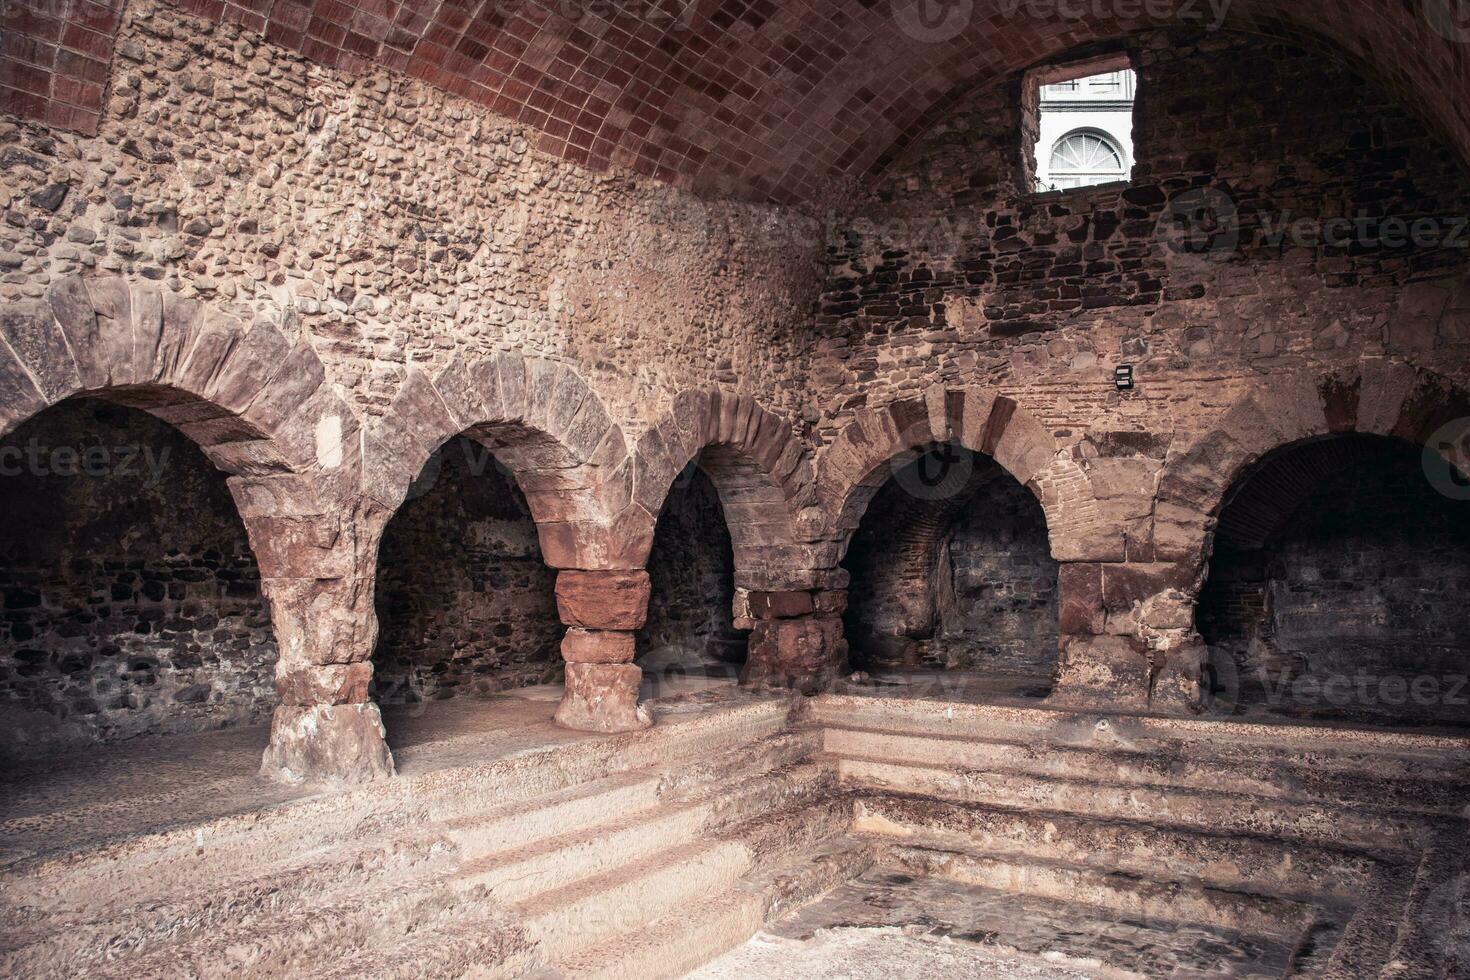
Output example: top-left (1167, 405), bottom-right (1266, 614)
top-left (1050, 560), bottom-right (1204, 712)
top-left (231, 479), bottom-right (394, 784)
top-left (553, 570), bottom-right (652, 732)
top-left (737, 586), bottom-right (850, 694)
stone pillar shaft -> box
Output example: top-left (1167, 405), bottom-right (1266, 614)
top-left (232, 486), bottom-right (395, 784)
top-left (1049, 560), bottom-right (1204, 712)
top-left (738, 588), bottom-right (849, 694)
top-left (552, 570), bottom-right (651, 732)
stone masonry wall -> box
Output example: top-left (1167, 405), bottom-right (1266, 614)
top-left (843, 449), bottom-right (1058, 676)
top-left (937, 475), bottom-right (1059, 677)
top-left (811, 29), bottom-right (1470, 552)
top-left (2, 5), bottom-right (1470, 752)
top-left (0, 0), bottom-right (825, 433)
top-left (372, 436), bottom-right (562, 704)
top-left (0, 398), bottom-right (276, 750)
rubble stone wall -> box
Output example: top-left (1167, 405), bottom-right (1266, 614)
top-left (810, 27), bottom-right (1470, 492)
top-left (1198, 437), bottom-right (1470, 722)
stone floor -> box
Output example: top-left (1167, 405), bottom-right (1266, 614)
top-left (0, 676), bottom-right (761, 865)
top-left (694, 870), bottom-right (1305, 980)
top-left (689, 927), bottom-right (1114, 980)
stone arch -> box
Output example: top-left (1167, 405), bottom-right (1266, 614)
top-left (630, 389), bottom-right (814, 591)
top-left (362, 353), bottom-right (630, 571)
top-left (815, 386), bottom-right (1099, 560)
top-left (0, 276), bottom-right (354, 492)
top-left (1155, 360), bottom-right (1470, 577)
top-left (0, 276), bottom-right (385, 782)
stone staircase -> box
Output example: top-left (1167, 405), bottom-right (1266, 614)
top-left (810, 693), bottom-right (1470, 980)
top-left (1, 691), bottom-right (1466, 978)
top-left (0, 697), bottom-right (871, 980)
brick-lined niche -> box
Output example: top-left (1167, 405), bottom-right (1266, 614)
top-left (372, 436), bottom-right (564, 707)
top-left (1198, 435), bottom-right (1470, 726)
top-left (843, 448), bottom-right (1059, 687)
top-left (638, 463), bottom-right (746, 684)
top-left (0, 398), bottom-right (277, 752)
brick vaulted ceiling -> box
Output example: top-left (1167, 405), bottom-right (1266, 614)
top-left (3, 0), bottom-right (1469, 202)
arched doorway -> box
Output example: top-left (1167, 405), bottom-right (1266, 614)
top-left (0, 398), bottom-right (276, 757)
top-left (372, 436), bottom-right (563, 712)
top-left (842, 445), bottom-right (1059, 696)
top-left (1197, 434), bottom-right (1470, 726)
top-left (638, 461), bottom-right (745, 693)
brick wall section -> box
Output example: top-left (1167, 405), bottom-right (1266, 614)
top-left (1198, 437), bottom-right (1470, 724)
top-left (636, 463), bottom-right (745, 674)
top-left (3, 0), bottom-right (1466, 203)
top-left (0, 0), bottom-right (119, 134)
top-left (0, 398), bottom-right (277, 748)
top-left (372, 435), bottom-right (563, 704)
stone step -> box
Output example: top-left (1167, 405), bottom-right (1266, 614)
top-left (518, 798), bottom-right (855, 967)
top-left (882, 841), bottom-right (1323, 941)
top-left (823, 724), bottom-right (1470, 812)
top-left (441, 728), bottom-right (822, 867)
top-left (3, 700), bottom-right (798, 913)
top-left (1319, 861), bottom-right (1416, 980)
top-left (441, 769), bottom-right (666, 865)
top-left (452, 763), bottom-right (831, 904)
top-left (1379, 827), bottom-right (1469, 980)
top-left (517, 835), bottom-right (755, 965)
top-left (854, 791), bottom-right (1391, 903)
top-left (730, 865), bottom-right (1305, 979)
top-left (414, 700), bottom-right (801, 825)
top-left (555, 836), bottom-right (880, 980)
top-left (837, 754), bottom-right (1433, 851)
top-left (810, 696), bottom-right (1470, 782)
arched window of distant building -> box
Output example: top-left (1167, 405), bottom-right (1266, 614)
top-left (1047, 129), bottom-right (1127, 189)
top-left (1025, 59), bottom-right (1136, 194)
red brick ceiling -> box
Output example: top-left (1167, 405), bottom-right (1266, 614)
top-left (3, 0), bottom-right (1468, 202)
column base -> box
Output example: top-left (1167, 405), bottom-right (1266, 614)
top-left (1048, 634), bottom-right (1154, 711)
top-left (554, 662), bottom-right (652, 733)
top-left (260, 702), bottom-right (395, 784)
top-left (741, 618), bottom-right (848, 695)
